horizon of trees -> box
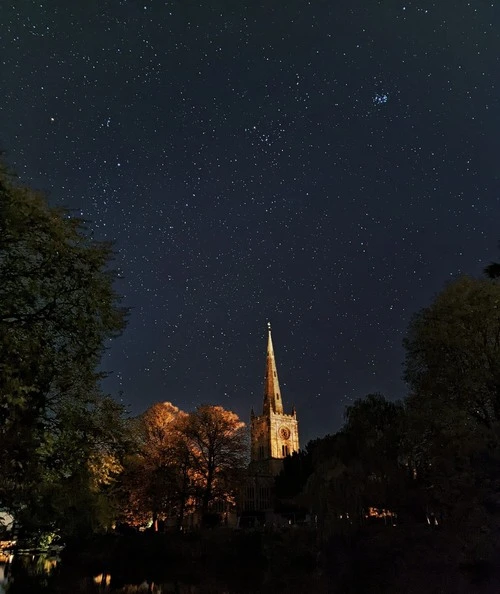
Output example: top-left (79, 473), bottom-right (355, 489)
top-left (276, 274), bottom-right (500, 565)
top-left (2, 154), bottom-right (500, 568)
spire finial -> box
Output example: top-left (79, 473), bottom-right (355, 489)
top-left (267, 321), bottom-right (271, 332)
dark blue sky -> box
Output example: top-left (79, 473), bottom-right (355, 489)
top-left (2, 1), bottom-right (499, 444)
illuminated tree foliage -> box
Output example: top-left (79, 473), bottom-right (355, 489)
top-left (119, 403), bottom-right (247, 528)
top-left (118, 402), bottom-right (191, 530)
top-left (0, 159), bottom-right (128, 538)
top-left (185, 405), bottom-right (247, 518)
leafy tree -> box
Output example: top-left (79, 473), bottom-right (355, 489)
top-left (0, 159), bottom-right (127, 538)
top-left (275, 447), bottom-right (315, 501)
top-left (118, 402), bottom-right (191, 530)
top-left (118, 403), bottom-right (247, 528)
top-left (184, 405), bottom-right (246, 518)
top-left (303, 394), bottom-right (405, 538)
top-left (404, 276), bottom-right (500, 428)
top-left (403, 276), bottom-right (500, 558)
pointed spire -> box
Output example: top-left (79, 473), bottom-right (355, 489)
top-left (263, 322), bottom-right (284, 415)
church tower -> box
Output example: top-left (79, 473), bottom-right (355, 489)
top-left (250, 323), bottom-right (299, 476)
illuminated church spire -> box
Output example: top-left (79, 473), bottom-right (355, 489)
top-left (248, 323), bottom-right (300, 479)
top-left (263, 322), bottom-right (284, 415)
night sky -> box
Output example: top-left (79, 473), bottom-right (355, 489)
top-left (2, 1), bottom-right (499, 444)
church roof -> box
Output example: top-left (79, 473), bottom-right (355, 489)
top-left (263, 322), bottom-right (284, 415)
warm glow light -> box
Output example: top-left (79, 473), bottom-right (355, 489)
top-left (366, 507), bottom-right (397, 519)
top-left (94, 574), bottom-right (111, 586)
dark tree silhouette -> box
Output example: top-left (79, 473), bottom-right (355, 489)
top-left (0, 156), bottom-right (128, 539)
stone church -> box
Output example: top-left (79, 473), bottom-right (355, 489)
top-left (242, 323), bottom-right (300, 515)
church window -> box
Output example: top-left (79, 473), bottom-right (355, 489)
top-left (274, 371), bottom-right (276, 377)
top-left (276, 393), bottom-right (280, 399)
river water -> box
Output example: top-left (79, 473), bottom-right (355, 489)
top-left (0, 559), bottom-right (327, 593)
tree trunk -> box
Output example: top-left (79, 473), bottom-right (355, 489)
top-left (177, 469), bottom-right (188, 531)
top-left (202, 464), bottom-right (214, 517)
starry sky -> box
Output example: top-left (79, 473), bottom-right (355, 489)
top-left (2, 1), bottom-right (499, 444)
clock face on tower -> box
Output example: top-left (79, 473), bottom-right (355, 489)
top-left (280, 426), bottom-right (291, 440)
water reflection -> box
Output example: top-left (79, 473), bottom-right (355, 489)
top-left (1, 558), bottom-right (323, 594)
top-left (0, 564), bottom-right (9, 594)
top-left (92, 580), bottom-right (202, 593)
top-left (0, 532), bottom-right (326, 594)
top-left (90, 574), bottom-right (256, 593)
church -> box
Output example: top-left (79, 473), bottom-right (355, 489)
top-left (242, 323), bottom-right (300, 515)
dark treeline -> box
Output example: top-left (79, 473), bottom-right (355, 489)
top-left (2, 157), bottom-right (500, 591)
top-left (273, 275), bottom-right (500, 589)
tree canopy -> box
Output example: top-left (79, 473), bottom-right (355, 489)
top-left (276, 274), bottom-right (500, 562)
top-left (118, 402), bottom-right (247, 528)
top-left (0, 159), bottom-right (128, 539)
top-left (403, 276), bottom-right (500, 553)
top-left (118, 402), bottom-right (190, 529)
top-left (404, 275), bottom-right (500, 428)
top-left (185, 404), bottom-right (247, 517)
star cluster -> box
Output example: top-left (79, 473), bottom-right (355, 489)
top-left (2, 1), bottom-right (499, 442)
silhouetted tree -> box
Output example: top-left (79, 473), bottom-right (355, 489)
top-left (484, 242), bottom-right (500, 278)
top-left (0, 157), bottom-right (128, 539)
top-left (484, 262), bottom-right (500, 279)
top-left (403, 275), bottom-right (500, 559)
top-left (302, 394), bottom-right (405, 539)
top-left (275, 447), bottom-right (315, 500)
top-left (404, 276), bottom-right (500, 427)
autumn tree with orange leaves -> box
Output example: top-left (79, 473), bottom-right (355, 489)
top-left (185, 405), bottom-right (247, 519)
top-left (118, 402), bottom-right (191, 529)
top-left (118, 402), bottom-right (247, 529)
